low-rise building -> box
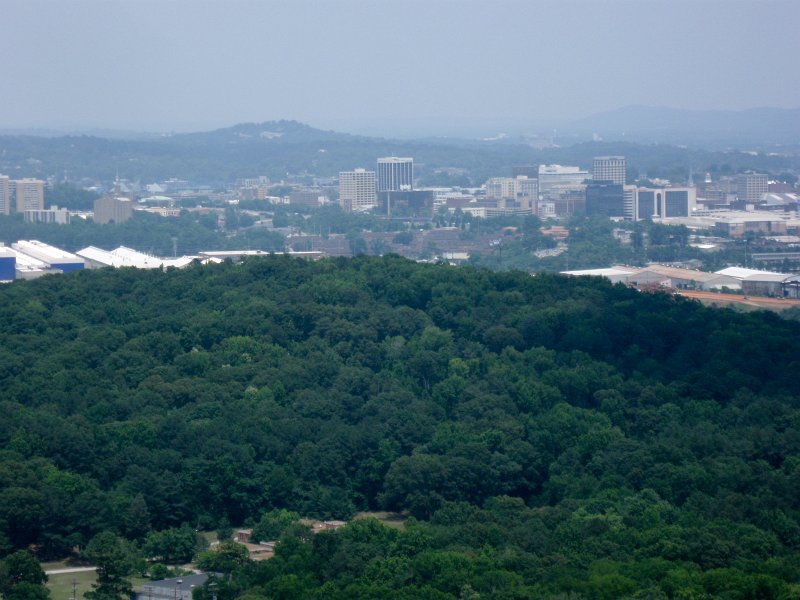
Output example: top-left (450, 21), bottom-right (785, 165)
top-left (7, 248), bottom-right (55, 280)
top-left (24, 206), bottom-right (71, 224)
top-left (628, 264), bottom-right (738, 290)
top-left (94, 196), bottom-right (133, 224)
top-left (0, 246), bottom-right (16, 281)
top-left (12, 240), bottom-right (84, 272)
top-left (78, 246), bottom-right (200, 269)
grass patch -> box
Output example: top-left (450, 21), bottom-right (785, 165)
top-left (47, 571), bottom-right (96, 600)
top-left (353, 511), bottom-right (407, 530)
top-left (47, 572), bottom-right (147, 600)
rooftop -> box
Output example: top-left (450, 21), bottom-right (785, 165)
top-left (562, 267), bottom-right (638, 277)
top-left (715, 267), bottom-right (789, 280)
top-left (12, 240), bottom-right (84, 263)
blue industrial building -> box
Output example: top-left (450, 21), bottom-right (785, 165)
top-left (0, 247), bottom-right (15, 281)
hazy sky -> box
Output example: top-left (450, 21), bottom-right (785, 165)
top-left (2, 0), bottom-right (798, 135)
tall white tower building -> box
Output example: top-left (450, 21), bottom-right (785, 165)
top-left (339, 169), bottom-right (377, 212)
top-left (0, 176), bottom-right (10, 215)
top-left (15, 179), bottom-right (44, 212)
top-left (377, 157), bottom-right (413, 192)
top-left (593, 156), bottom-right (626, 186)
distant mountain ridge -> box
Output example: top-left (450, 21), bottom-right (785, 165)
top-left (168, 120), bottom-right (366, 145)
top-left (564, 105), bottom-right (800, 145)
top-left (1, 115), bottom-right (798, 185)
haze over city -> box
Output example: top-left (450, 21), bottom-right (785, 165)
top-left (3, 0), bottom-right (799, 137)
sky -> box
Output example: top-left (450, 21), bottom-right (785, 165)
top-left (2, 0), bottom-right (798, 136)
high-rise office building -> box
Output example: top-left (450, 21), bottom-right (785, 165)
top-left (0, 176), bottom-right (10, 215)
top-left (538, 165), bottom-right (590, 197)
top-left (593, 156), bottom-right (626, 186)
top-left (586, 181), bottom-right (625, 217)
top-left (377, 157), bottom-right (413, 192)
top-left (15, 179), bottom-right (44, 212)
top-left (485, 178), bottom-right (517, 200)
top-left (339, 169), bottom-right (377, 212)
top-left (736, 172), bottom-right (768, 204)
top-left (635, 186), bottom-right (696, 220)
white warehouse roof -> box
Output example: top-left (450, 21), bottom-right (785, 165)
top-left (715, 267), bottom-right (789, 280)
top-left (12, 240), bottom-right (84, 265)
top-left (77, 246), bottom-right (199, 269)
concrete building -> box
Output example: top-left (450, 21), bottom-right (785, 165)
top-left (289, 189), bottom-right (327, 207)
top-left (12, 240), bottom-right (84, 272)
top-left (339, 169), bottom-right (377, 212)
top-left (741, 273), bottom-right (793, 297)
top-left (485, 177), bottom-right (517, 201)
top-left (15, 179), bottom-right (44, 212)
top-left (376, 189), bottom-right (433, 217)
top-left (538, 165), bottom-right (590, 197)
top-left (377, 157), bottom-right (413, 192)
top-left (94, 196), bottom-right (133, 224)
top-left (712, 267), bottom-right (798, 297)
top-left (0, 175), bottom-right (10, 215)
top-left (138, 207), bottom-right (181, 217)
top-left (737, 172), bottom-right (768, 204)
top-left (24, 206), bottom-right (71, 224)
top-left (593, 156), bottom-right (626, 186)
top-left (484, 176), bottom-right (538, 211)
top-left (652, 210), bottom-right (792, 237)
top-left (550, 185), bottom-right (586, 217)
top-left (712, 212), bottom-right (788, 237)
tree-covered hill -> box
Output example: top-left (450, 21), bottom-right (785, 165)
top-left (1, 256), bottom-right (799, 598)
top-left (1, 120), bottom-right (798, 186)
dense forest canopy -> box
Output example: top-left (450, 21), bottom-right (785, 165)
top-left (1, 256), bottom-right (799, 598)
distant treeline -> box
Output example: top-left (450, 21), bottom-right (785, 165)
top-left (1, 120), bottom-right (798, 185)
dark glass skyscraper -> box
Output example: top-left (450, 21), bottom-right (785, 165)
top-left (586, 181), bottom-right (625, 217)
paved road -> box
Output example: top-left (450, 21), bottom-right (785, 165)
top-left (45, 567), bottom-right (97, 575)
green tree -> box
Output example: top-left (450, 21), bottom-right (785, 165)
top-left (121, 495), bottom-right (151, 541)
top-left (143, 526), bottom-right (204, 564)
top-left (251, 510), bottom-right (300, 543)
top-left (195, 542), bottom-right (250, 576)
top-left (83, 532), bottom-right (136, 600)
top-left (0, 551), bottom-right (49, 600)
